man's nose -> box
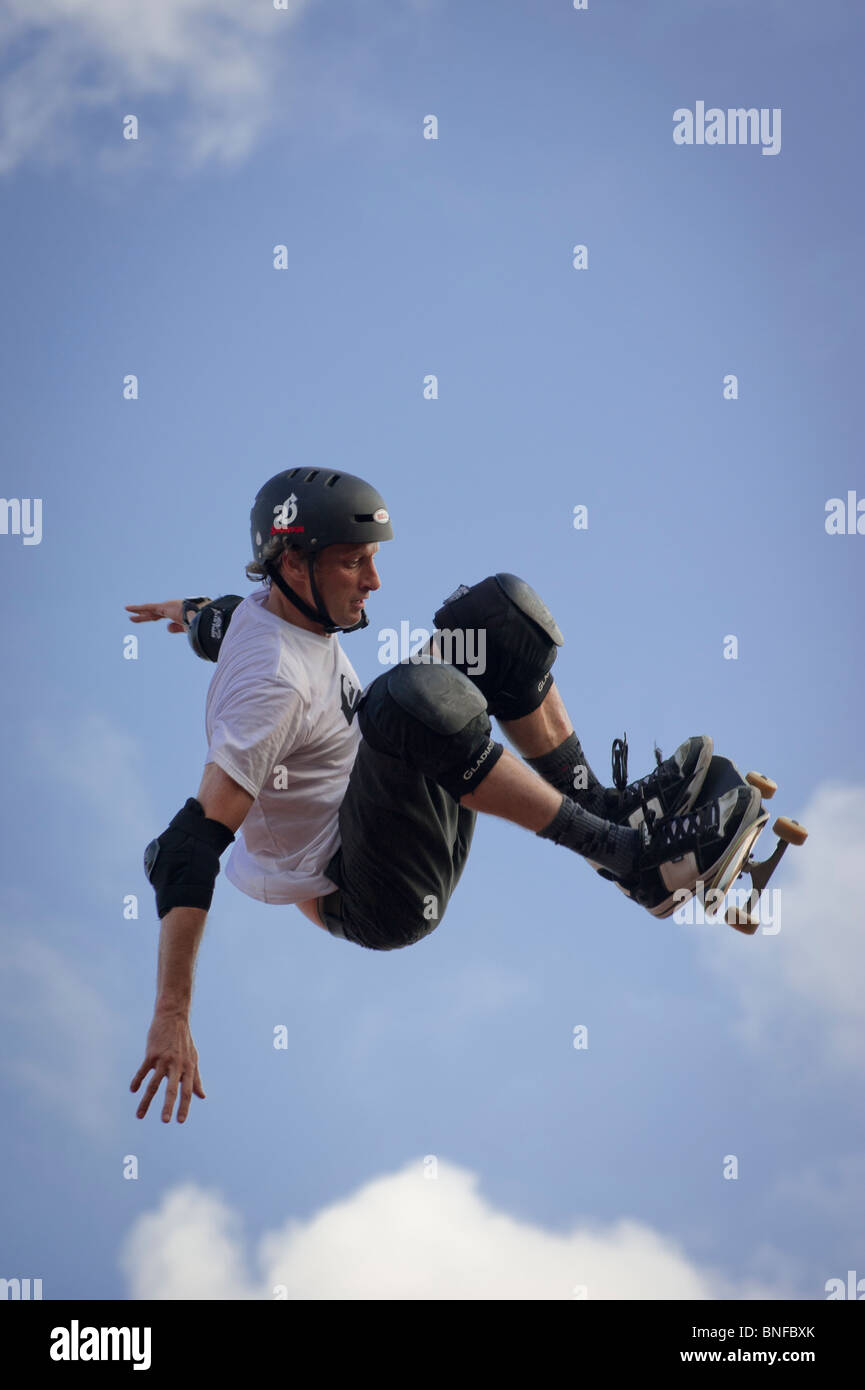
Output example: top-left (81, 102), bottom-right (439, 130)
top-left (363, 558), bottom-right (381, 591)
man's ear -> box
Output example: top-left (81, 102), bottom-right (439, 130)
top-left (279, 546), bottom-right (308, 582)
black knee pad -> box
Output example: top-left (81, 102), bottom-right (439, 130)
top-left (358, 661), bottom-right (504, 798)
top-left (433, 573), bottom-right (564, 721)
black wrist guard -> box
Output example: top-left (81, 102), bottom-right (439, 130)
top-left (187, 595), bottom-right (244, 662)
top-left (143, 798), bottom-right (235, 919)
top-left (182, 597), bottom-right (212, 629)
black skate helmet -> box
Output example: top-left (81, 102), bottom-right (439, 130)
top-left (250, 467), bottom-right (393, 634)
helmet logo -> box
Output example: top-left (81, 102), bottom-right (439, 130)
top-left (373, 508), bottom-right (389, 524)
top-left (273, 494), bottom-right (299, 529)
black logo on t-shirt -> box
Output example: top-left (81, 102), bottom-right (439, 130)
top-left (340, 673), bottom-right (360, 725)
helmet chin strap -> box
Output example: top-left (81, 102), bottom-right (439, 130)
top-left (265, 557), bottom-right (368, 635)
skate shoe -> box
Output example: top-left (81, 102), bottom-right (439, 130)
top-left (620, 779), bottom-right (764, 918)
top-left (585, 733), bottom-right (713, 888)
top-left (603, 732), bottom-right (714, 826)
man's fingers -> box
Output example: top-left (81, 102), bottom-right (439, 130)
top-left (135, 1068), bottom-right (165, 1119)
top-left (130, 1054), bottom-right (159, 1093)
top-left (125, 604), bottom-right (186, 634)
top-left (130, 1062), bottom-right (149, 1092)
top-left (177, 1066), bottom-right (206, 1121)
top-left (161, 1072), bottom-right (180, 1124)
top-left (133, 1040), bottom-right (203, 1121)
top-left (176, 1071), bottom-right (197, 1123)
top-left (125, 605), bottom-right (162, 622)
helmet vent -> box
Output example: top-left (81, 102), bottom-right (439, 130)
top-left (325, 473), bottom-right (340, 487)
top-left (305, 469), bottom-right (320, 482)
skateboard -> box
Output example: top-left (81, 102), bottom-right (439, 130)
top-left (691, 755), bottom-right (807, 934)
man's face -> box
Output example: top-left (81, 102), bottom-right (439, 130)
top-left (283, 542), bottom-right (381, 630)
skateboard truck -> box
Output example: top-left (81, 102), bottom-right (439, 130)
top-left (700, 772), bottom-right (808, 935)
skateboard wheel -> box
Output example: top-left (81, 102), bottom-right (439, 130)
top-left (746, 772), bottom-right (777, 798)
top-left (773, 816), bottom-right (808, 845)
top-left (726, 906), bottom-right (759, 934)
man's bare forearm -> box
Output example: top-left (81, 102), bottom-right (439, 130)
top-left (154, 907), bottom-right (208, 1015)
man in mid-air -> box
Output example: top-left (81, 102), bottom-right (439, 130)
top-left (129, 468), bottom-right (759, 1123)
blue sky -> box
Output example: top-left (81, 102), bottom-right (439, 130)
top-left (1, 0), bottom-right (863, 1300)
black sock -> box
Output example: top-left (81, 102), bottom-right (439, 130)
top-left (536, 794), bottom-right (641, 878)
top-left (526, 733), bottom-right (607, 815)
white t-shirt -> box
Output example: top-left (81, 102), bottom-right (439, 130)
top-left (204, 588), bottom-right (363, 904)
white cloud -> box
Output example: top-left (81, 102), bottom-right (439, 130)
top-left (695, 782), bottom-right (865, 1074)
top-left (121, 1183), bottom-right (254, 1301)
top-left (120, 1158), bottom-right (783, 1299)
top-left (0, 0), bottom-right (311, 174)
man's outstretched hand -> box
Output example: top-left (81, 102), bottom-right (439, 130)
top-left (131, 1011), bottom-right (205, 1123)
top-left (125, 600), bottom-right (186, 633)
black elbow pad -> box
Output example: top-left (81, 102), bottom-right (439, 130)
top-left (143, 798), bottom-right (235, 919)
top-left (188, 596), bottom-right (244, 662)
